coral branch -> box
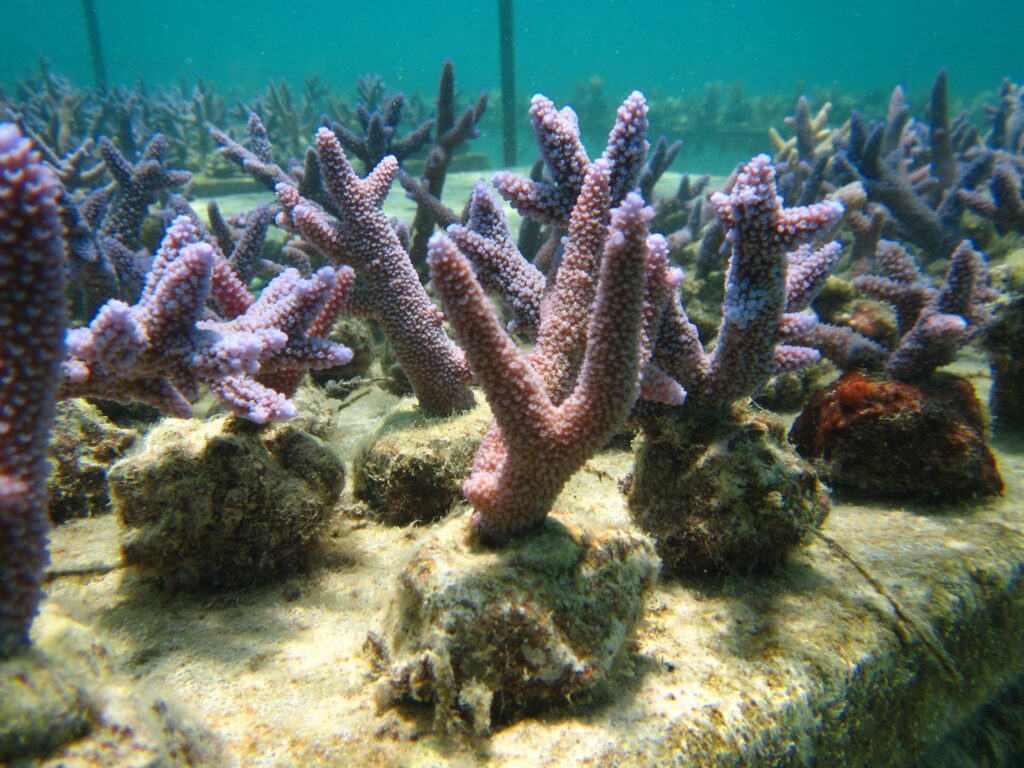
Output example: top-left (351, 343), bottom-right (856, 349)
top-left (428, 192), bottom-right (659, 541)
top-left (276, 127), bottom-right (473, 414)
top-left (0, 124), bottom-right (66, 656)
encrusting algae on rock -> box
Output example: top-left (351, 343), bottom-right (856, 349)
top-left (109, 411), bottom-right (344, 590)
top-left (368, 513), bottom-right (660, 735)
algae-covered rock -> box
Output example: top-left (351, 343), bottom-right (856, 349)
top-left (0, 604), bottom-right (223, 765)
top-left (287, 379), bottom-right (340, 440)
top-left (46, 399), bottom-right (139, 523)
top-left (790, 371), bottom-right (1003, 499)
top-left (755, 361), bottom-right (831, 413)
top-left (109, 413), bottom-right (344, 590)
top-left (353, 399), bottom-right (490, 526)
top-left (627, 406), bottom-right (829, 576)
top-left (369, 513), bottom-right (660, 734)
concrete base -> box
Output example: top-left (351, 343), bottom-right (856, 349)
top-left (36, 394), bottom-right (1024, 766)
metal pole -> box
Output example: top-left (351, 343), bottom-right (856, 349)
top-left (498, 0), bottom-right (517, 167)
top-left (81, 0), bottom-right (108, 90)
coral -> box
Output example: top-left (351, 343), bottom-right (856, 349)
top-left (429, 167), bottom-right (667, 541)
top-left (627, 407), bottom-right (829, 575)
top-left (324, 86), bottom-right (433, 173)
top-left (832, 71), bottom-right (994, 261)
top-left (444, 181), bottom-right (546, 336)
top-left (493, 90), bottom-right (649, 226)
top-left (790, 372), bottom-right (1003, 501)
top-left (961, 162), bottom-right (1024, 236)
top-left (46, 399), bottom-right (138, 523)
top-left (352, 399), bottom-right (490, 526)
top-left (0, 124), bottom-right (66, 657)
top-left (309, 315), bottom-right (375, 386)
top-left (399, 60), bottom-right (488, 265)
top-left (60, 215), bottom-right (354, 422)
top-left (651, 154), bottom-right (845, 413)
top-left (852, 239), bottom-right (993, 380)
top-left (369, 514), bottom-right (659, 734)
top-left (983, 78), bottom-right (1024, 154)
top-left (629, 154), bottom-right (844, 574)
top-left (275, 127), bottom-right (475, 415)
top-left (109, 413), bottom-right (344, 590)
top-left (97, 134), bottom-right (192, 250)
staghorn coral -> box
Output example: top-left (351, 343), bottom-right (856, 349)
top-left (629, 154), bottom-right (843, 575)
top-left (791, 240), bottom-right (1002, 501)
top-left (399, 59), bottom-right (488, 265)
top-left (0, 124), bottom-right (66, 657)
top-left (275, 127), bottom-right (475, 415)
top-left (652, 155), bottom-right (845, 412)
top-left (60, 215), bottom-right (354, 422)
top-left (429, 182), bottom-right (667, 541)
top-left (852, 239), bottom-right (993, 381)
top-left (961, 162), bottom-right (1024, 236)
top-left (832, 70), bottom-right (995, 262)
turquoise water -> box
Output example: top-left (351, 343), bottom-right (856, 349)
top-left (6, 1), bottom-right (1022, 102)
top-left (4, 1), bottom-right (1024, 172)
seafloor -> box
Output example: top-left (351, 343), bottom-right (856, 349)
top-left (33, 344), bottom-right (1024, 767)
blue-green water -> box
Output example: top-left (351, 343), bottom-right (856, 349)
top-left (7, 1), bottom-right (1023, 99)
top-left (4, 0), bottom-right (1024, 174)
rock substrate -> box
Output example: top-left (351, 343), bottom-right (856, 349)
top-left (369, 513), bottom-right (660, 734)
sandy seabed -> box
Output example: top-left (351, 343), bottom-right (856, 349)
top-left (35, 350), bottom-right (1024, 767)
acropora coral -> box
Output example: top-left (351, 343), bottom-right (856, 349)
top-left (0, 123), bottom-right (66, 657)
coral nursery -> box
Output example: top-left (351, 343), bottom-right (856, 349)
top-left (2, 9), bottom-right (1024, 764)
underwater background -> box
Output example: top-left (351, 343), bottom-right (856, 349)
top-left (4, 0), bottom-right (1024, 765)
top-left (5, 0), bottom-right (1024, 172)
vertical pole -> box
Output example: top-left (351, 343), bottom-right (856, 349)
top-left (81, 0), bottom-right (108, 90)
top-left (498, 0), bottom-right (517, 167)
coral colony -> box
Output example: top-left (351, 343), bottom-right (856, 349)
top-left (0, 56), bottom-right (1019, 751)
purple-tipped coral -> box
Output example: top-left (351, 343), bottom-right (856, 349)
top-left (60, 215), bottom-right (353, 423)
top-left (628, 154), bottom-right (844, 575)
top-left (429, 165), bottom-right (666, 541)
top-left (960, 163), bottom-right (1024, 236)
top-left (653, 154), bottom-right (845, 412)
top-left (493, 90), bottom-right (649, 227)
top-left (790, 239), bottom-right (1000, 501)
top-left (853, 239), bottom-right (992, 381)
top-left (276, 127), bottom-right (474, 414)
top-left (97, 134), bottom-right (192, 250)
top-left (0, 124), bottom-right (66, 656)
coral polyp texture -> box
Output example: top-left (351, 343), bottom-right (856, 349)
top-left (274, 127), bottom-right (475, 415)
top-left (0, 123), bottom-right (66, 656)
top-left (59, 215), bottom-right (354, 423)
top-left (852, 239), bottom-right (993, 381)
top-left (429, 177), bottom-right (664, 542)
top-left (653, 154), bottom-right (845, 411)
